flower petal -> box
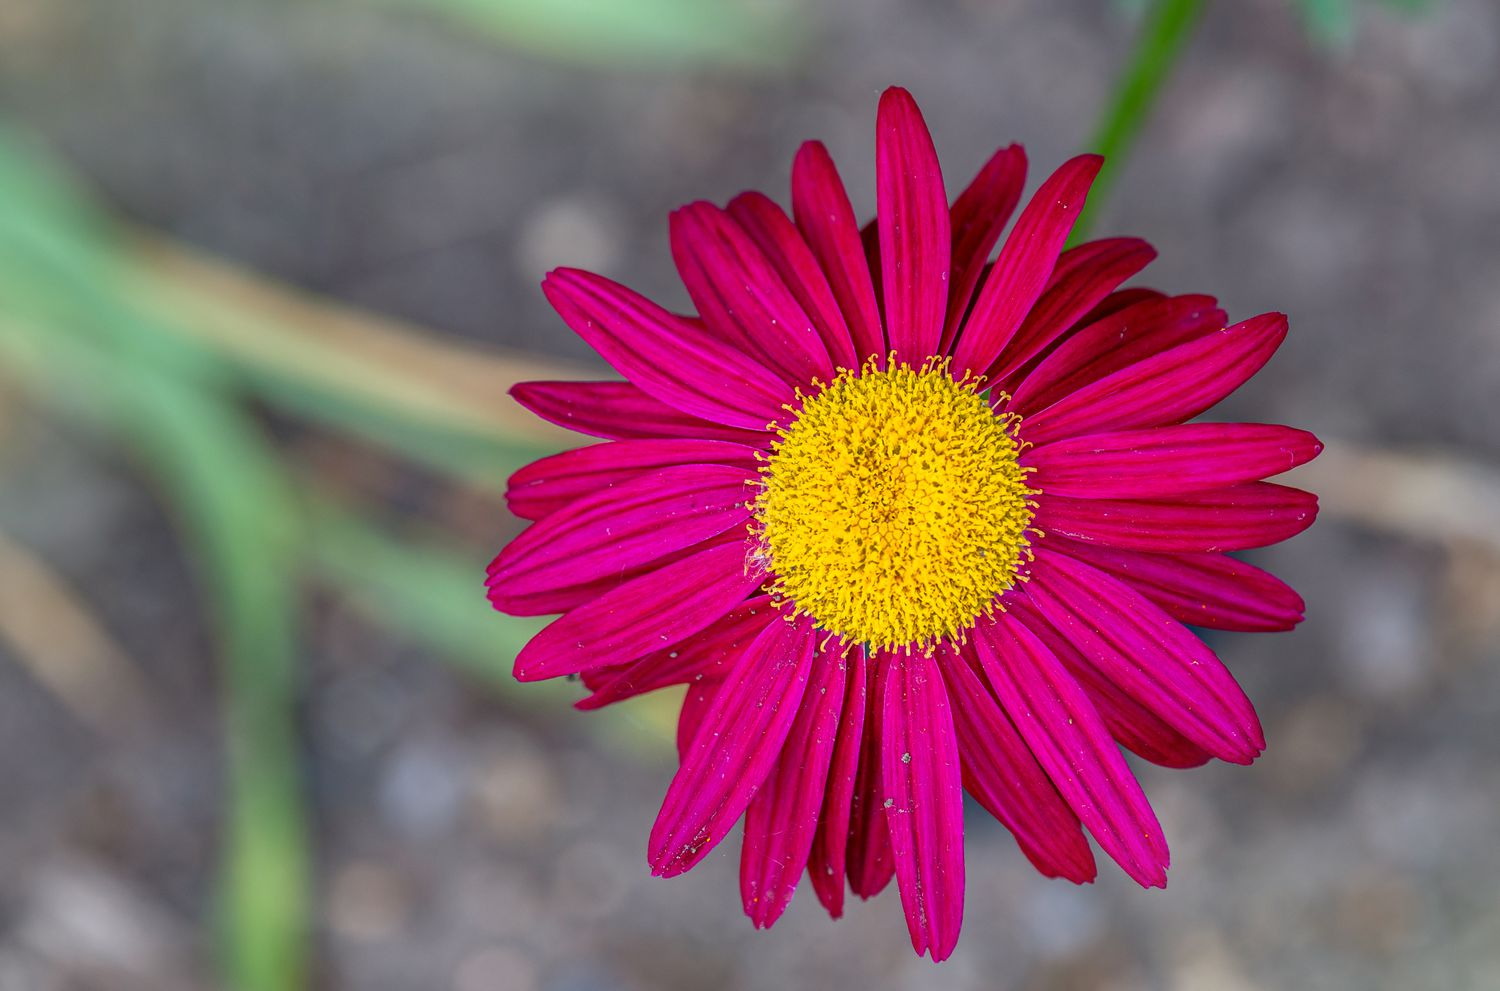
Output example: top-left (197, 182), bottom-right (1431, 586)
top-left (1002, 286), bottom-right (1176, 392)
top-left (1008, 597), bottom-right (1213, 769)
top-left (986, 237), bottom-right (1157, 383)
top-left (941, 144), bottom-right (1027, 353)
top-left (487, 538), bottom-right (728, 617)
top-left (1036, 481), bottom-right (1319, 552)
top-left (1006, 294), bottom-right (1224, 416)
top-left (1025, 549), bottom-right (1264, 763)
top-left (882, 650), bottom-right (966, 960)
top-left (972, 612), bottom-right (1169, 887)
top-left (876, 87), bottom-right (950, 363)
top-left (489, 465), bottom-right (756, 599)
top-left (1082, 287), bottom-right (1167, 323)
top-left (512, 541), bottom-right (764, 683)
top-left (847, 652), bottom-right (895, 898)
top-left (952, 155), bottom-right (1102, 378)
top-left (511, 380), bottom-right (768, 446)
top-left (575, 596), bottom-right (776, 710)
top-left (580, 663), bottom-right (629, 694)
top-left (1050, 538), bottom-right (1306, 632)
top-left (507, 438), bottom-right (760, 522)
top-left (671, 202), bottom-right (834, 385)
top-left (650, 615), bottom-right (816, 877)
top-left (543, 268), bottom-right (791, 429)
top-left (861, 219), bottom-right (883, 308)
top-left (1024, 423), bottom-right (1324, 499)
top-left (677, 680), bottom-right (719, 761)
top-left (791, 141), bottom-right (885, 363)
top-left (936, 644), bottom-right (1097, 883)
top-left (740, 647), bottom-right (848, 928)
top-left (808, 644), bottom-right (866, 918)
top-left (1020, 312), bottom-right (1287, 445)
top-left (728, 192), bottom-right (861, 371)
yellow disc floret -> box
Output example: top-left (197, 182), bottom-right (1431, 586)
top-left (753, 358), bottom-right (1036, 652)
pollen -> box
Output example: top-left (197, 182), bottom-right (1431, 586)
top-left (753, 359), bottom-right (1036, 652)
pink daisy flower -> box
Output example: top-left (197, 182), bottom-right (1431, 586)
top-left (487, 86), bottom-right (1320, 960)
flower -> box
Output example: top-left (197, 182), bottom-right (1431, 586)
top-left (487, 86), bottom-right (1320, 961)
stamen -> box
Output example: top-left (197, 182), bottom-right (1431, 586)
top-left (752, 357), bottom-right (1036, 652)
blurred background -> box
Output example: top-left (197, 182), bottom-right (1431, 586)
top-left (1, 0), bottom-right (1498, 989)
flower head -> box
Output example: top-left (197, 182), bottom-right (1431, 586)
top-left (488, 86), bottom-right (1320, 960)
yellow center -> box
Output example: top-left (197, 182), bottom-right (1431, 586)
top-left (753, 360), bottom-right (1036, 652)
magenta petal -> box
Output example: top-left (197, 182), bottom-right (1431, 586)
top-left (1006, 294), bottom-right (1224, 416)
top-left (941, 144), bottom-right (1027, 353)
top-left (882, 650), bottom-right (965, 960)
top-left (671, 202), bottom-right (834, 386)
top-left (490, 571), bottom-right (636, 619)
top-left (511, 380), bottom-right (769, 446)
top-left (1051, 538), bottom-right (1306, 632)
top-left (1036, 481), bottom-right (1319, 552)
top-left (861, 218), bottom-right (884, 313)
top-left (991, 285), bottom-right (1169, 397)
top-left (972, 612), bottom-right (1169, 887)
top-left (740, 647), bottom-right (848, 928)
top-left (1024, 423), bottom-right (1323, 499)
top-left (543, 268), bottom-right (791, 429)
top-left (1020, 312), bottom-right (1288, 445)
top-left (1076, 679), bottom-right (1214, 769)
top-left (1080, 287), bottom-right (1168, 324)
top-left (808, 645), bottom-right (866, 918)
top-left (986, 237), bottom-right (1157, 383)
top-left (489, 465), bottom-right (755, 598)
top-left (1080, 287), bottom-right (1170, 322)
top-left (952, 155), bottom-right (1102, 378)
top-left (876, 87), bottom-right (950, 363)
top-left (507, 438), bottom-right (759, 522)
top-left (677, 680), bottom-right (720, 761)
top-left (728, 191), bottom-right (861, 371)
top-left (579, 663), bottom-right (629, 694)
top-left (847, 652), bottom-right (895, 899)
top-left (936, 645), bottom-right (1097, 883)
top-left (650, 615), bottom-right (816, 877)
top-left (1049, 237), bottom-right (1152, 292)
top-left (489, 536), bottom-right (736, 618)
top-left (1009, 598), bottom-right (1213, 769)
top-left (791, 141), bottom-right (886, 363)
top-left (1026, 550), bottom-right (1265, 763)
top-left (575, 595), bottom-right (776, 710)
top-left (512, 541), bottom-right (763, 683)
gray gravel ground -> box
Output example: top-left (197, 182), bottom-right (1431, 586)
top-left (1, 0), bottom-right (1499, 988)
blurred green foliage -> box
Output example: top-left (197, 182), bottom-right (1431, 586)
top-left (0, 129), bottom-right (312, 990)
top-left (363, 0), bottom-right (802, 69)
top-left (1119, 0), bottom-right (1442, 48)
top-left (0, 126), bottom-right (576, 991)
top-left (1295, 0), bottom-right (1439, 48)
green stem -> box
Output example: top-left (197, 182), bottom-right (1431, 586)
top-left (108, 360), bottom-right (311, 991)
top-left (1071, 0), bottom-right (1209, 244)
